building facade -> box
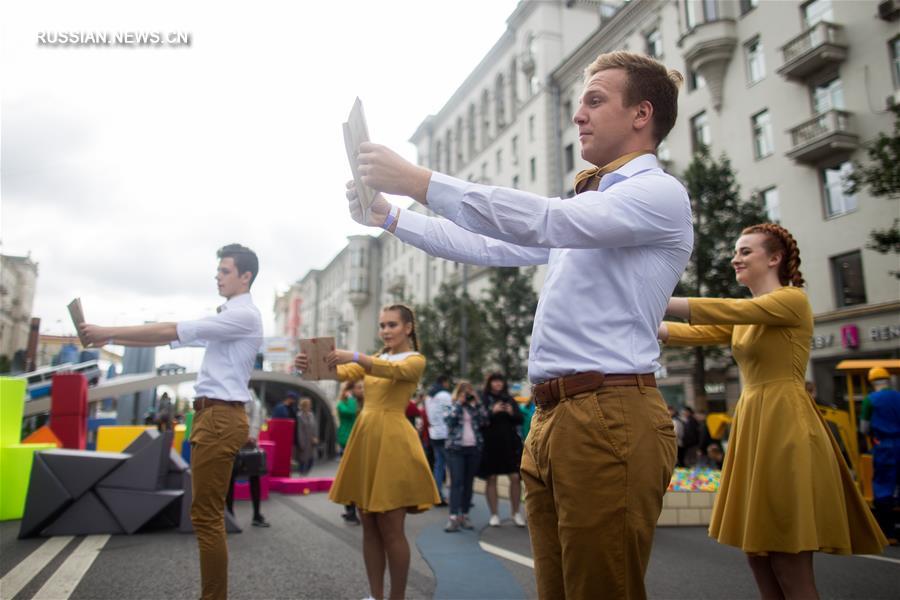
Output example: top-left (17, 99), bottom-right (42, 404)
top-left (0, 253), bottom-right (39, 362)
top-left (280, 0), bottom-right (900, 406)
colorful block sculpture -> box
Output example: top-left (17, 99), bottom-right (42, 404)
top-left (172, 424), bottom-right (186, 451)
top-left (266, 418), bottom-right (295, 477)
top-left (22, 425), bottom-right (62, 447)
top-left (268, 477), bottom-right (334, 494)
top-left (0, 377), bottom-right (58, 521)
top-left (48, 373), bottom-right (88, 449)
top-left (96, 425), bottom-right (155, 452)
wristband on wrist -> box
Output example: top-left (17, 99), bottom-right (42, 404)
top-left (353, 351), bottom-right (360, 362)
top-left (381, 206), bottom-right (399, 230)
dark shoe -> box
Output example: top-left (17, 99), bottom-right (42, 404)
top-left (436, 499), bottom-right (448, 507)
top-left (252, 516), bottom-right (270, 527)
top-left (342, 512), bottom-right (360, 525)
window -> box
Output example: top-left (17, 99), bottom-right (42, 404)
top-left (562, 99), bottom-right (573, 125)
top-left (703, 0), bottom-right (718, 21)
top-left (688, 68), bottom-right (707, 92)
top-left (481, 161), bottom-right (488, 181)
top-left (831, 250), bottom-right (867, 307)
top-left (433, 140), bottom-right (442, 171)
top-left (745, 37), bottom-right (765, 84)
top-left (496, 149), bottom-right (503, 174)
top-left (691, 111), bottom-right (711, 152)
top-left (685, 0), bottom-right (700, 28)
top-left (512, 174), bottom-right (520, 189)
top-left (740, 0), bottom-right (759, 15)
top-left (891, 37), bottom-right (900, 89)
top-left (455, 117), bottom-right (464, 166)
top-left (467, 104), bottom-right (476, 157)
top-left (495, 73), bottom-right (506, 129)
top-left (761, 187), bottom-right (780, 222)
top-left (564, 144), bottom-right (575, 173)
top-left (822, 161), bottom-right (857, 217)
top-left (481, 89), bottom-right (491, 145)
top-left (752, 110), bottom-right (774, 159)
top-left (812, 77), bottom-right (844, 113)
top-left (511, 135), bottom-right (519, 165)
top-left (530, 157), bottom-right (537, 182)
top-left (803, 0), bottom-right (833, 28)
top-left (645, 28), bottom-right (663, 59)
top-left (528, 115), bottom-right (535, 141)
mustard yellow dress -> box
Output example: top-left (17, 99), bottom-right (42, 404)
top-left (328, 351), bottom-right (440, 513)
top-left (667, 286), bottom-right (887, 554)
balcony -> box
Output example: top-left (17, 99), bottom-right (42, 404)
top-left (777, 22), bottom-right (847, 81)
top-left (680, 19), bottom-right (737, 111)
top-left (786, 110), bottom-right (858, 164)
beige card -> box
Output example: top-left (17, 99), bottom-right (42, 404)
top-left (342, 97), bottom-right (376, 216)
top-left (67, 298), bottom-right (89, 347)
top-left (299, 337), bottom-right (338, 380)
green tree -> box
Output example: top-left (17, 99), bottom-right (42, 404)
top-left (414, 281), bottom-right (488, 385)
top-left (677, 147), bottom-right (766, 409)
top-left (481, 267), bottom-right (538, 383)
top-left (846, 104), bottom-right (900, 275)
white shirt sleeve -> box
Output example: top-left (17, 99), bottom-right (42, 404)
top-left (394, 208), bottom-right (550, 267)
top-left (176, 306), bottom-right (259, 346)
top-left (425, 171), bottom-right (690, 249)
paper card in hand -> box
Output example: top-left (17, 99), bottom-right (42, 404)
top-left (67, 298), bottom-right (89, 347)
top-left (300, 337), bottom-right (338, 381)
top-left (342, 97), bottom-right (376, 216)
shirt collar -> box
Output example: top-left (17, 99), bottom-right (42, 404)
top-left (598, 154), bottom-right (661, 192)
top-left (218, 292), bottom-right (253, 313)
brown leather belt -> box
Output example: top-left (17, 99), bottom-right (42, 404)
top-left (193, 397), bottom-right (244, 411)
top-left (532, 371), bottom-right (656, 409)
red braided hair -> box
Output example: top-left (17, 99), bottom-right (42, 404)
top-left (741, 223), bottom-right (805, 287)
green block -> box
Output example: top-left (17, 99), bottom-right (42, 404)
top-left (0, 444), bottom-right (57, 520)
top-left (184, 411), bottom-right (194, 438)
top-left (0, 377), bottom-right (27, 447)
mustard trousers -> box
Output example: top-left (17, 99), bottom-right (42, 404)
top-left (190, 404), bottom-right (248, 600)
top-left (521, 386), bottom-right (676, 600)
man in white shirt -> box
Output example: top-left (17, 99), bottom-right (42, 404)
top-left (425, 375), bottom-right (453, 504)
top-left (82, 243), bottom-right (263, 600)
top-left (346, 52), bottom-right (691, 599)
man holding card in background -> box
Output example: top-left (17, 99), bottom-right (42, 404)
top-left (80, 243), bottom-right (263, 600)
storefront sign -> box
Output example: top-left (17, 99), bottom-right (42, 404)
top-left (841, 325), bottom-right (859, 349)
top-left (811, 334), bottom-right (835, 349)
top-left (870, 325), bottom-right (900, 342)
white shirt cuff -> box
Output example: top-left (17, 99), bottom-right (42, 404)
top-left (174, 321), bottom-right (196, 347)
top-left (393, 207), bottom-right (429, 245)
top-left (425, 171), bottom-right (470, 219)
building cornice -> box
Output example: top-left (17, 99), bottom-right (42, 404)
top-left (814, 300), bottom-right (900, 324)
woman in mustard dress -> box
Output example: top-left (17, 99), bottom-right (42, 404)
top-left (659, 224), bottom-right (886, 599)
top-left (295, 303), bottom-right (439, 600)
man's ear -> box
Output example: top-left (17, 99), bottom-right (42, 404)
top-left (633, 100), bottom-right (654, 132)
top-left (239, 271), bottom-right (253, 288)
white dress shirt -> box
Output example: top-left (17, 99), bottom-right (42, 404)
top-left (394, 154), bottom-right (693, 383)
top-left (426, 389), bottom-right (453, 440)
top-left (172, 292), bottom-right (263, 402)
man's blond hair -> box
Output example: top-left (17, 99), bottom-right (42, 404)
top-left (584, 51), bottom-right (684, 144)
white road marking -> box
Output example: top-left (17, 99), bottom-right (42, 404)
top-left (0, 536), bottom-right (74, 599)
top-left (479, 541), bottom-right (535, 569)
top-left (858, 553), bottom-right (900, 565)
top-left (32, 534), bottom-right (110, 600)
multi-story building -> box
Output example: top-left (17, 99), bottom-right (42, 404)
top-left (0, 253), bottom-right (39, 362)
top-left (280, 0), bottom-right (900, 407)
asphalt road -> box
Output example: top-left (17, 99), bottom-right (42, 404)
top-left (2, 459), bottom-right (898, 599)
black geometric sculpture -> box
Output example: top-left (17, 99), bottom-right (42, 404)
top-left (42, 491), bottom-right (124, 536)
top-left (18, 431), bottom-right (192, 538)
top-left (178, 469), bottom-right (242, 534)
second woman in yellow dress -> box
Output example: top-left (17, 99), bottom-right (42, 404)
top-left (295, 303), bottom-right (438, 600)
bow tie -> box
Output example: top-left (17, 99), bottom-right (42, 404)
top-left (572, 151), bottom-right (654, 194)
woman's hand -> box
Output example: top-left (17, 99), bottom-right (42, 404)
top-left (326, 350), bottom-right (356, 368)
top-left (658, 322), bottom-right (670, 343)
top-left (491, 401), bottom-right (505, 414)
top-left (293, 352), bottom-right (309, 372)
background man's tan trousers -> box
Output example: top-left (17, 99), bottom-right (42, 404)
top-left (521, 386), bottom-right (676, 599)
top-left (190, 404), bottom-right (249, 600)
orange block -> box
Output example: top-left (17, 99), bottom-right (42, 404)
top-left (22, 425), bottom-right (61, 447)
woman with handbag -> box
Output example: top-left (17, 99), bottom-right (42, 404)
top-left (226, 392), bottom-right (269, 527)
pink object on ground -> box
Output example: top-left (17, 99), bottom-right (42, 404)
top-left (266, 419), bottom-right (294, 477)
top-left (269, 476), bottom-right (334, 494)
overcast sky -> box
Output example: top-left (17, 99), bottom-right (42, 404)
top-left (1, 0), bottom-right (521, 369)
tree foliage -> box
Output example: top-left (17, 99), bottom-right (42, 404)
top-left (482, 267), bottom-right (538, 384)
